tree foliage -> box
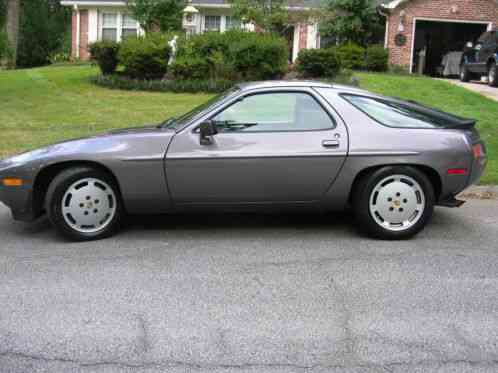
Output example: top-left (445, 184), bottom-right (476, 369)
top-left (320, 0), bottom-right (384, 46)
top-left (15, 0), bottom-right (71, 67)
top-left (0, 0), bottom-right (6, 27)
top-left (229, 0), bottom-right (318, 35)
top-left (126, 0), bottom-right (184, 32)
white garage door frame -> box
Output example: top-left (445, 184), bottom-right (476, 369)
top-left (410, 17), bottom-right (493, 73)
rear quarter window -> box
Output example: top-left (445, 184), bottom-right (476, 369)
top-left (342, 94), bottom-right (460, 129)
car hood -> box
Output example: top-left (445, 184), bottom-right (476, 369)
top-left (1, 124), bottom-right (175, 170)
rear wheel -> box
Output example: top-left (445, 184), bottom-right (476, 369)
top-left (45, 167), bottom-right (124, 241)
top-left (352, 166), bottom-right (435, 239)
top-left (488, 64), bottom-right (498, 87)
top-left (460, 64), bottom-right (471, 82)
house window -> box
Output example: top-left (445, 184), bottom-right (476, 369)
top-left (122, 14), bottom-right (138, 40)
top-left (101, 12), bottom-right (138, 42)
top-left (102, 13), bottom-right (118, 41)
top-left (205, 15), bottom-right (221, 32)
top-left (225, 16), bottom-right (240, 30)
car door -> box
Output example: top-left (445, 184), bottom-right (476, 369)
top-left (165, 88), bottom-right (348, 205)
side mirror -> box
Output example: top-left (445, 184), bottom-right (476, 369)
top-left (199, 120), bottom-right (218, 145)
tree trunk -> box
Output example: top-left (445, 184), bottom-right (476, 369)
top-left (4, 0), bottom-right (20, 67)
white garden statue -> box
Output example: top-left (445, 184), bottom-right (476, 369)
top-left (168, 35), bottom-right (178, 66)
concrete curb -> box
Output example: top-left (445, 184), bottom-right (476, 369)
top-left (458, 185), bottom-right (498, 200)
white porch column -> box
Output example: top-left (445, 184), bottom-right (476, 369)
top-left (88, 9), bottom-right (98, 43)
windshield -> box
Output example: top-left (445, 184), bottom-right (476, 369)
top-left (161, 87), bottom-right (240, 130)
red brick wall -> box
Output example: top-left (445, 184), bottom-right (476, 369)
top-left (71, 9), bottom-right (90, 60)
top-left (79, 10), bottom-right (89, 60)
top-left (386, 0), bottom-right (498, 69)
top-left (299, 24), bottom-right (308, 50)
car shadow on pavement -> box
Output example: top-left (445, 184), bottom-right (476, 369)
top-left (1, 205), bottom-right (471, 243)
top-left (124, 210), bottom-right (356, 233)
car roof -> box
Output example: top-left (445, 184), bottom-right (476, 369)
top-left (235, 80), bottom-right (372, 95)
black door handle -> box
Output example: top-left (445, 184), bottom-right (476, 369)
top-left (322, 140), bottom-right (340, 148)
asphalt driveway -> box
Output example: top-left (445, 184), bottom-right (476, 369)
top-left (1, 200), bottom-right (498, 373)
top-left (441, 79), bottom-right (498, 102)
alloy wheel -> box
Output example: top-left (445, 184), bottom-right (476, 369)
top-left (61, 178), bottom-right (117, 234)
top-left (369, 175), bottom-right (426, 232)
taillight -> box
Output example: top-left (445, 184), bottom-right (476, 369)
top-left (447, 168), bottom-right (468, 175)
top-left (473, 143), bottom-right (484, 158)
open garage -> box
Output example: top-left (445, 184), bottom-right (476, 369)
top-left (412, 19), bottom-right (488, 75)
top-left (380, 0), bottom-right (498, 74)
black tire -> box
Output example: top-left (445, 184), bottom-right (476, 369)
top-left (352, 166), bottom-right (435, 240)
top-left (488, 64), bottom-right (498, 87)
top-left (460, 64), bottom-right (471, 82)
top-left (45, 167), bottom-right (124, 241)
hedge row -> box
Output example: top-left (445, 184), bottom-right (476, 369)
top-left (296, 44), bottom-right (389, 78)
top-left (90, 74), bottom-right (235, 93)
top-left (89, 30), bottom-right (288, 82)
top-left (89, 33), bottom-right (171, 80)
top-left (173, 30), bottom-right (288, 81)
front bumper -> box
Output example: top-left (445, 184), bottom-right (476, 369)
top-left (0, 183), bottom-right (38, 221)
top-left (0, 160), bottom-right (39, 222)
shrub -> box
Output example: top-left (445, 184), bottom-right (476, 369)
top-left (171, 30), bottom-right (288, 81)
top-left (170, 55), bottom-right (211, 80)
top-left (49, 51), bottom-right (71, 65)
top-left (231, 32), bottom-right (288, 80)
top-left (365, 45), bottom-right (388, 72)
top-left (119, 33), bottom-right (171, 79)
top-left (295, 48), bottom-right (341, 78)
top-left (336, 43), bottom-right (366, 70)
top-left (90, 74), bottom-right (234, 93)
top-left (88, 41), bottom-right (120, 74)
top-left (389, 64), bottom-right (410, 75)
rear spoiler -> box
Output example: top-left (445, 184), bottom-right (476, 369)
top-left (444, 119), bottom-right (477, 129)
top-left (403, 99), bottom-right (477, 129)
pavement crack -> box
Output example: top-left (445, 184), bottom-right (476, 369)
top-left (2, 351), bottom-right (498, 371)
top-left (136, 314), bottom-right (151, 354)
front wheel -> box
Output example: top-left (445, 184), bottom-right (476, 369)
top-left (45, 167), bottom-right (124, 241)
top-left (352, 166), bottom-right (435, 240)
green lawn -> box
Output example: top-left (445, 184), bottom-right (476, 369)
top-left (0, 66), bottom-right (496, 184)
top-left (357, 72), bottom-right (498, 184)
top-left (0, 65), bottom-right (212, 157)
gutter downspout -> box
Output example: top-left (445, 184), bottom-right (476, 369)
top-left (75, 4), bottom-right (80, 59)
top-left (378, 6), bottom-right (389, 49)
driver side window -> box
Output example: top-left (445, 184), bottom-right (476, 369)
top-left (211, 92), bottom-right (334, 132)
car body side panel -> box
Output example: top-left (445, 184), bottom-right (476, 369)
top-left (165, 87), bottom-right (349, 206)
top-left (315, 88), bottom-right (473, 210)
top-left (0, 128), bottom-right (175, 218)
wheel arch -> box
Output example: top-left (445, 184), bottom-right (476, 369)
top-left (348, 164), bottom-right (442, 204)
top-left (32, 160), bottom-right (123, 216)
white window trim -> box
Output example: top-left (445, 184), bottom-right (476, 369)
top-left (203, 14), bottom-right (222, 32)
top-left (99, 10), bottom-right (140, 42)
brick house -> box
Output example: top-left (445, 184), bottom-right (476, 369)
top-left (60, 0), bottom-right (321, 62)
top-left (379, 0), bottom-right (498, 74)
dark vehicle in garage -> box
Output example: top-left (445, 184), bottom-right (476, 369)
top-left (0, 82), bottom-right (487, 241)
top-left (460, 29), bottom-right (498, 86)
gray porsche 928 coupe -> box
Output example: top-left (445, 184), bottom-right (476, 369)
top-left (0, 81), bottom-right (487, 241)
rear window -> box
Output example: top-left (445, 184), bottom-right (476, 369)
top-left (342, 94), bottom-right (470, 129)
